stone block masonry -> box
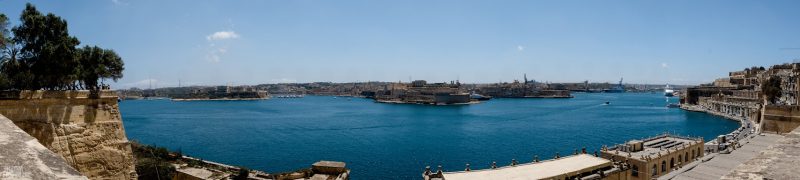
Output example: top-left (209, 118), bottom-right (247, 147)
top-left (0, 114), bottom-right (87, 179)
top-left (761, 105), bottom-right (800, 134)
top-left (0, 90), bottom-right (137, 179)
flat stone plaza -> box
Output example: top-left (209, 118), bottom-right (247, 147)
top-left (659, 133), bottom-right (783, 180)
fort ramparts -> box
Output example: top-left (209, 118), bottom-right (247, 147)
top-left (0, 90), bottom-right (137, 179)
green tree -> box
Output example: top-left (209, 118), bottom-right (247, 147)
top-left (77, 46), bottom-right (124, 92)
top-left (99, 48), bottom-right (124, 86)
top-left (0, 13), bottom-right (8, 46)
top-left (0, 13), bottom-right (9, 89)
top-left (1, 3), bottom-right (124, 92)
top-left (12, 3), bottom-right (80, 90)
top-left (762, 75), bottom-right (782, 104)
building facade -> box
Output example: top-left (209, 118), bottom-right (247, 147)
top-left (601, 134), bottom-right (704, 180)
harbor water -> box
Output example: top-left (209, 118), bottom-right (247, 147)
top-left (120, 93), bottom-right (738, 179)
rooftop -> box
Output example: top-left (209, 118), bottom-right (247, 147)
top-left (605, 134), bottom-right (702, 161)
top-left (439, 154), bottom-right (610, 180)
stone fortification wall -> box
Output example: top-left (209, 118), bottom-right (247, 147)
top-left (0, 90), bottom-right (137, 179)
top-left (0, 114), bottom-right (87, 179)
top-left (762, 105), bottom-right (800, 134)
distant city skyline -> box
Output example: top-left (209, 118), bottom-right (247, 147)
top-left (1, 0), bottom-right (799, 89)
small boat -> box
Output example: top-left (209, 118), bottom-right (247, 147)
top-left (470, 92), bottom-right (492, 101)
top-left (604, 101), bottom-right (610, 105)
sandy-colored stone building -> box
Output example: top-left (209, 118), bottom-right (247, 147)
top-left (601, 134), bottom-right (704, 180)
top-left (423, 153), bottom-right (629, 180)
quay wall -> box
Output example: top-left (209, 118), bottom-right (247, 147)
top-left (761, 105), bottom-right (800, 134)
top-left (0, 90), bottom-right (137, 179)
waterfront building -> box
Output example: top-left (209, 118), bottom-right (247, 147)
top-left (374, 80), bottom-right (472, 105)
top-left (682, 63), bottom-right (800, 134)
top-left (600, 134), bottom-right (704, 180)
top-left (474, 78), bottom-right (572, 98)
top-left (423, 153), bottom-right (628, 180)
top-left (169, 85), bottom-right (269, 100)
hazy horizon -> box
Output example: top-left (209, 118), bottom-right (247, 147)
top-left (2, 0), bottom-right (798, 89)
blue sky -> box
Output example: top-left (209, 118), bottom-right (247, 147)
top-left (1, 0), bottom-right (799, 88)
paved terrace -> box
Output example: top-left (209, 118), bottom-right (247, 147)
top-left (723, 127), bottom-right (800, 179)
top-left (658, 133), bottom-right (782, 180)
top-left (0, 114), bottom-right (87, 179)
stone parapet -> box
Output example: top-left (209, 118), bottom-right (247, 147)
top-left (761, 105), bottom-right (800, 134)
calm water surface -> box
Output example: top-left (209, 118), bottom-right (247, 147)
top-left (120, 93), bottom-right (738, 179)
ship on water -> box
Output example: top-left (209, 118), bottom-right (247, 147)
top-left (603, 78), bottom-right (625, 93)
top-left (664, 84), bottom-right (675, 97)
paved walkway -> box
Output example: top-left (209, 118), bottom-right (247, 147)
top-left (658, 133), bottom-right (782, 180)
top-left (723, 127), bottom-right (800, 179)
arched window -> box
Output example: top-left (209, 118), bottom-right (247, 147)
top-left (697, 148), bottom-right (702, 158)
top-left (632, 165), bottom-right (639, 177)
top-left (670, 158), bottom-right (675, 169)
top-left (685, 152), bottom-right (689, 162)
top-left (691, 150), bottom-right (695, 160)
top-left (678, 155), bottom-right (682, 164)
top-left (661, 161), bottom-right (667, 172)
top-left (652, 164), bottom-right (657, 176)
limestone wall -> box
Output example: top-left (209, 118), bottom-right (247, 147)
top-left (0, 115), bottom-right (87, 179)
top-left (0, 90), bottom-right (137, 179)
top-left (761, 105), bottom-right (800, 134)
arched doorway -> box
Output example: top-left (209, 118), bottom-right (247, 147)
top-left (685, 152), bottom-right (689, 162)
top-left (670, 158), bottom-right (675, 169)
top-left (652, 164), bottom-right (657, 176)
top-left (697, 148), bottom-right (702, 157)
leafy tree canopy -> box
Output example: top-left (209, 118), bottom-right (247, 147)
top-left (0, 3), bottom-right (124, 93)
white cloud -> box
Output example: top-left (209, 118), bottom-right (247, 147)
top-left (203, 30), bottom-right (239, 62)
top-left (661, 62), bottom-right (669, 68)
top-left (517, 45), bottom-right (525, 51)
top-left (206, 31), bottom-right (240, 41)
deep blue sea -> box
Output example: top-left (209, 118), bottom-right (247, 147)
top-left (120, 93), bottom-right (738, 179)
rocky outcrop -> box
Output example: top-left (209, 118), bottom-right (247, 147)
top-left (0, 90), bottom-right (137, 179)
